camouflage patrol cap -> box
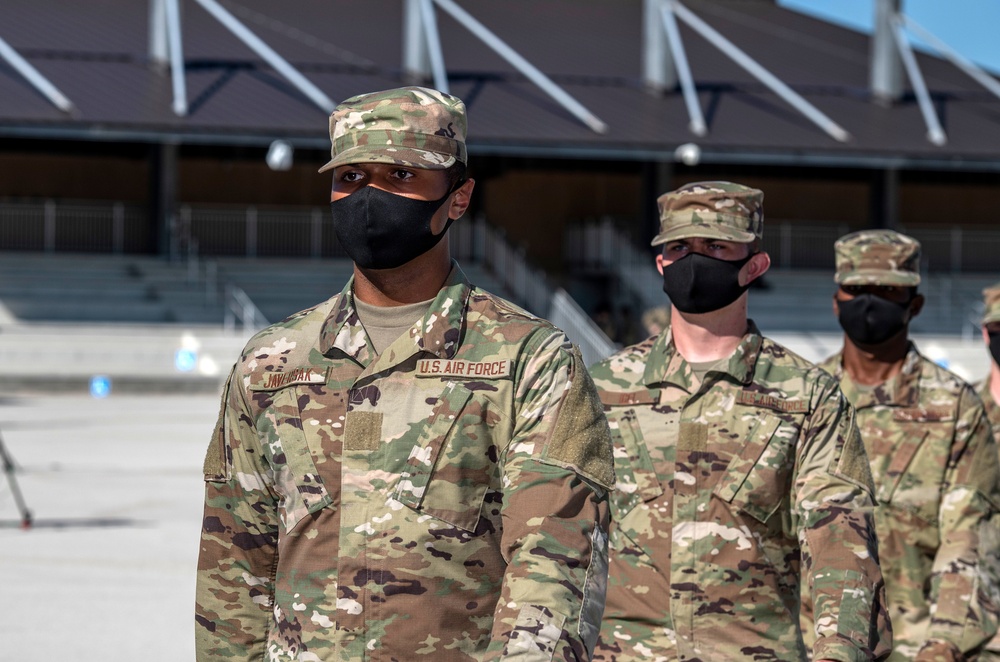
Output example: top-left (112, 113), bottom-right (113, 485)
top-left (318, 86), bottom-right (467, 173)
top-left (983, 283), bottom-right (1000, 325)
top-left (834, 229), bottom-right (921, 287)
top-left (651, 181), bottom-right (763, 246)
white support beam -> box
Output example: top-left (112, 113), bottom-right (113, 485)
top-left (419, 0), bottom-right (449, 93)
top-left (0, 34), bottom-right (74, 113)
top-left (659, 1), bottom-right (706, 136)
top-left (149, 0), bottom-right (169, 67)
top-left (643, 0), bottom-right (676, 92)
top-left (432, 0), bottom-right (608, 134)
top-left (164, 0), bottom-right (188, 116)
top-left (891, 15), bottom-right (946, 145)
top-left (669, 0), bottom-right (850, 143)
top-left (403, 0), bottom-right (430, 81)
top-left (192, 0), bottom-right (336, 114)
top-left (902, 14), bottom-right (1000, 102)
top-left (871, 0), bottom-right (903, 103)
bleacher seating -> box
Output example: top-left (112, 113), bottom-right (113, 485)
top-left (0, 252), bottom-right (992, 391)
top-left (0, 252), bottom-right (517, 327)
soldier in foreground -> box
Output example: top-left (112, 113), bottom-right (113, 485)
top-left (590, 182), bottom-right (890, 661)
top-left (194, 87), bottom-right (615, 661)
top-left (816, 230), bottom-right (1000, 660)
top-left (978, 283), bottom-right (1000, 442)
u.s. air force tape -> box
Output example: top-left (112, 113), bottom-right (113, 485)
top-left (415, 358), bottom-right (512, 379)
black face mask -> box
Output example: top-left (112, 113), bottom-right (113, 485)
top-left (837, 293), bottom-right (912, 346)
top-left (989, 331), bottom-right (1000, 368)
top-left (330, 185), bottom-right (456, 270)
top-left (661, 252), bottom-right (754, 314)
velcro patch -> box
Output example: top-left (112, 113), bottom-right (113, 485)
top-left (249, 367), bottom-right (328, 391)
top-left (678, 422), bottom-right (707, 451)
top-left (344, 410), bottom-right (383, 452)
top-left (736, 390), bottom-right (808, 413)
top-left (415, 358), bottom-right (511, 379)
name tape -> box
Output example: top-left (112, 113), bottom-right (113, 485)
top-left (416, 359), bottom-right (512, 379)
top-left (255, 368), bottom-right (327, 390)
top-left (736, 390), bottom-right (808, 413)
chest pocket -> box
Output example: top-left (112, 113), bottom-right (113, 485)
top-left (249, 376), bottom-right (336, 532)
top-left (876, 407), bottom-right (952, 520)
top-left (713, 415), bottom-right (796, 524)
top-left (393, 381), bottom-right (497, 533)
top-left (608, 409), bottom-right (664, 525)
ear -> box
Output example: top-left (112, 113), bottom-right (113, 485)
top-left (447, 178), bottom-right (475, 220)
top-left (742, 251), bottom-right (770, 286)
top-left (909, 293), bottom-right (925, 319)
top-left (655, 253), bottom-right (666, 276)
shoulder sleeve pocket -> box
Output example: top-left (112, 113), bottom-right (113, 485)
top-left (204, 370), bottom-right (235, 483)
top-left (542, 348), bottom-right (615, 490)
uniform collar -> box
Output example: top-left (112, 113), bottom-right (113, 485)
top-left (826, 342), bottom-right (922, 409)
top-left (319, 260), bottom-right (472, 367)
top-left (644, 320), bottom-right (763, 390)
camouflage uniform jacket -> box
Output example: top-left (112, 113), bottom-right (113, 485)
top-left (977, 379), bottom-right (1000, 443)
top-left (590, 324), bottom-right (890, 662)
top-left (195, 263), bottom-right (616, 662)
top-left (976, 378), bottom-right (1000, 662)
top-left (820, 346), bottom-right (1000, 661)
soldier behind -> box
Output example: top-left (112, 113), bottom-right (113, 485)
top-left (977, 283), bottom-right (1000, 662)
top-left (815, 229), bottom-right (1000, 660)
top-left (195, 87), bottom-right (616, 661)
top-left (978, 283), bottom-right (1000, 442)
top-left (590, 181), bottom-right (890, 661)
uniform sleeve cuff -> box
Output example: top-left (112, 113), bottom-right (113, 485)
top-left (812, 636), bottom-right (878, 662)
top-left (914, 639), bottom-right (963, 662)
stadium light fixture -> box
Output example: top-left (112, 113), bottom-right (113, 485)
top-left (266, 140), bottom-right (294, 171)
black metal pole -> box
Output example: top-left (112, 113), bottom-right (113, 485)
top-left (0, 432), bottom-right (32, 529)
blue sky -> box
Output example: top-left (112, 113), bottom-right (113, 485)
top-left (778, 0), bottom-right (1000, 72)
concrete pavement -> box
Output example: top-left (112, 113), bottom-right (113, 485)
top-left (0, 394), bottom-right (217, 661)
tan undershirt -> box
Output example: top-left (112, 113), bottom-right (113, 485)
top-left (687, 356), bottom-right (731, 385)
top-left (354, 297), bottom-right (433, 355)
top-left (839, 376), bottom-right (878, 404)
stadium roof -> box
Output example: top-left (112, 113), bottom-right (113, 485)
top-left (4, 0), bottom-right (1000, 170)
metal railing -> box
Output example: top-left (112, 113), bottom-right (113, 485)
top-left (223, 284), bottom-right (269, 333)
top-left (6, 199), bottom-right (999, 275)
top-left (468, 215), bottom-right (550, 318)
top-left (565, 216), bottom-right (665, 312)
top-left (548, 289), bottom-right (619, 367)
top-left (462, 215), bottom-right (617, 363)
top-left (0, 199), bottom-right (150, 253)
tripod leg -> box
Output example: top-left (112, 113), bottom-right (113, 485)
top-left (0, 435), bottom-right (32, 530)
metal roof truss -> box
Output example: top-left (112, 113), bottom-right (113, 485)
top-left (646, 0), bottom-right (850, 143)
top-left (147, 0), bottom-right (336, 117)
top-left (404, 0), bottom-right (608, 134)
top-left (0, 34), bottom-right (74, 113)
